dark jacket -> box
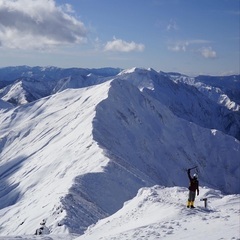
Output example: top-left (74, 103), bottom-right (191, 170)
top-left (188, 171), bottom-right (199, 194)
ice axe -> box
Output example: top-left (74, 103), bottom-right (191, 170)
top-left (200, 198), bottom-right (208, 208)
top-left (184, 166), bottom-right (198, 172)
top-left (189, 166), bottom-right (198, 171)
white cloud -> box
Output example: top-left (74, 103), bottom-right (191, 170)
top-left (60, 3), bottom-right (75, 13)
top-left (0, 0), bottom-right (87, 50)
top-left (199, 47), bottom-right (217, 59)
top-left (168, 40), bottom-right (216, 59)
top-left (228, 10), bottom-right (240, 15)
top-left (167, 19), bottom-right (178, 31)
top-left (168, 41), bottom-right (189, 52)
top-left (104, 37), bottom-right (145, 52)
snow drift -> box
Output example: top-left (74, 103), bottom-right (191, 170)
top-left (77, 185), bottom-right (240, 240)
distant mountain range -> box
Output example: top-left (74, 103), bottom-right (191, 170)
top-left (0, 66), bottom-right (122, 104)
top-left (0, 66), bottom-right (239, 108)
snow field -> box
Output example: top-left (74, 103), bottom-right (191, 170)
top-left (77, 186), bottom-right (240, 240)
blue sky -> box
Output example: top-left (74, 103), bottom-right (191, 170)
top-left (0, 0), bottom-right (239, 75)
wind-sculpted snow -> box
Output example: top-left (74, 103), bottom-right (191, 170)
top-left (93, 79), bottom-right (240, 194)
top-left (0, 68), bottom-right (239, 238)
top-left (76, 186), bottom-right (240, 240)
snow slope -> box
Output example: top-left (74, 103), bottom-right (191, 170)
top-left (0, 67), bottom-right (239, 239)
top-left (0, 186), bottom-right (239, 240)
top-left (77, 186), bottom-right (240, 240)
top-left (0, 82), bottom-right (112, 235)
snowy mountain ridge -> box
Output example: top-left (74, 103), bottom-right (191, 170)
top-left (1, 66), bottom-right (239, 140)
top-left (0, 66), bottom-right (239, 239)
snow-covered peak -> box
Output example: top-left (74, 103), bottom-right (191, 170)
top-left (118, 67), bottom-right (158, 75)
top-left (118, 67), bottom-right (141, 74)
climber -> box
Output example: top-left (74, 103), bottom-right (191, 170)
top-left (187, 168), bottom-right (199, 208)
